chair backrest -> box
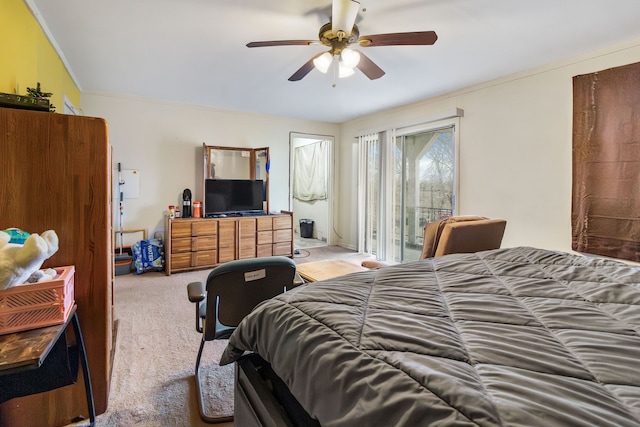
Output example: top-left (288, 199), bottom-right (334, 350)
top-left (420, 216), bottom-right (507, 259)
top-left (420, 216), bottom-right (487, 259)
top-left (203, 256), bottom-right (296, 341)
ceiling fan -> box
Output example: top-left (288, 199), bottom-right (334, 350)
top-left (246, 0), bottom-right (438, 81)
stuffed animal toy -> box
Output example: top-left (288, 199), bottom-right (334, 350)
top-left (26, 268), bottom-right (58, 283)
top-left (0, 229), bottom-right (59, 290)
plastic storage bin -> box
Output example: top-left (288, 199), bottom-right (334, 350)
top-left (114, 246), bottom-right (133, 276)
top-left (0, 265), bottom-right (75, 335)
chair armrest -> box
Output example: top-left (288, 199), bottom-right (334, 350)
top-left (361, 260), bottom-right (389, 269)
top-left (187, 281), bottom-right (205, 303)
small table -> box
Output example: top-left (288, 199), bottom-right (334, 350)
top-left (0, 305), bottom-right (95, 426)
top-left (296, 259), bottom-right (368, 283)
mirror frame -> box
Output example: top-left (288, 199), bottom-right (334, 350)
top-left (202, 143), bottom-right (270, 212)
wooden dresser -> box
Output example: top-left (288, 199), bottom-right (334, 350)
top-left (165, 212), bottom-right (293, 275)
top-left (0, 107), bottom-right (113, 426)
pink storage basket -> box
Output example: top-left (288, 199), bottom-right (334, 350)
top-left (0, 265), bottom-right (75, 335)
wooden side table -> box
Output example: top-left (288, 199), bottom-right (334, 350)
top-left (0, 305), bottom-right (95, 426)
top-left (296, 259), bottom-right (368, 283)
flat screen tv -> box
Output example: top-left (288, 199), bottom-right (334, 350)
top-left (204, 179), bottom-right (264, 216)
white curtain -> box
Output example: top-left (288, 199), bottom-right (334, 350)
top-left (293, 140), bottom-right (328, 201)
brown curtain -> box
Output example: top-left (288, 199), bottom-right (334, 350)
top-left (572, 61), bottom-right (640, 262)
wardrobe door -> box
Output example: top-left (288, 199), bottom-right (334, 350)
top-left (0, 108), bottom-right (113, 426)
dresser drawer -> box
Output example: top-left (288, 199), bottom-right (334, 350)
top-left (172, 238), bottom-right (192, 253)
top-left (193, 236), bottom-right (217, 251)
top-left (273, 215), bottom-right (292, 230)
top-left (273, 229), bottom-right (292, 243)
top-left (171, 253), bottom-right (192, 269)
top-left (171, 221), bottom-right (193, 238)
top-left (194, 250), bottom-right (217, 267)
top-left (239, 246), bottom-right (256, 259)
top-left (273, 242), bottom-right (292, 256)
top-left (239, 218), bottom-right (256, 235)
top-left (218, 247), bottom-right (235, 264)
top-left (218, 220), bottom-right (236, 247)
top-left (257, 231), bottom-right (273, 245)
top-left (256, 216), bottom-right (273, 231)
top-left (192, 220), bottom-right (218, 236)
top-left (256, 244), bottom-right (272, 257)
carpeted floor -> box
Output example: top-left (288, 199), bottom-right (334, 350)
top-left (95, 246), bottom-right (373, 427)
top-left (294, 232), bottom-right (327, 251)
top-left (96, 268), bottom-right (230, 427)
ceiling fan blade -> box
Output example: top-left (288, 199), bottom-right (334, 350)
top-left (332, 0), bottom-right (360, 36)
top-left (247, 40), bottom-right (316, 48)
top-left (288, 53), bottom-right (323, 81)
top-left (359, 31), bottom-right (438, 47)
top-left (356, 51), bottom-right (385, 80)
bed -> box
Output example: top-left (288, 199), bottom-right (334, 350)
top-left (220, 246), bottom-right (640, 426)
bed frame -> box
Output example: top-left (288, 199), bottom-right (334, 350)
top-left (235, 353), bottom-right (320, 427)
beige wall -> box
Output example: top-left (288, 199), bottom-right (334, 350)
top-left (338, 37), bottom-right (640, 252)
top-left (81, 36), bottom-right (640, 253)
top-left (81, 93), bottom-right (339, 241)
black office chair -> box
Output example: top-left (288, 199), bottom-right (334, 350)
top-left (187, 256), bottom-right (297, 423)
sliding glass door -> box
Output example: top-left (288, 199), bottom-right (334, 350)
top-left (359, 120), bottom-right (457, 263)
top-left (392, 126), bottom-right (455, 262)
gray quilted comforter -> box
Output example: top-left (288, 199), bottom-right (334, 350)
top-left (220, 247), bottom-right (640, 426)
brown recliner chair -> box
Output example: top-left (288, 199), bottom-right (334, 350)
top-left (362, 215), bottom-right (507, 268)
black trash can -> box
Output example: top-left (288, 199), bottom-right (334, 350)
top-left (299, 219), bottom-right (314, 238)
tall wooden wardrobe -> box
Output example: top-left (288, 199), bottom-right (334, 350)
top-left (0, 107), bottom-right (113, 426)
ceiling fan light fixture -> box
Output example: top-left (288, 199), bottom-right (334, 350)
top-left (341, 48), bottom-right (360, 68)
top-left (332, 0), bottom-right (360, 37)
top-left (313, 52), bottom-right (333, 73)
top-left (338, 61), bottom-right (356, 78)
top-left (247, 1), bottom-right (437, 82)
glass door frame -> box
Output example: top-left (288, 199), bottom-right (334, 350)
top-left (359, 117), bottom-right (460, 262)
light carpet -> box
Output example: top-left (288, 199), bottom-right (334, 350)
top-left (96, 269), bottom-right (234, 427)
top-left (96, 246), bottom-right (373, 426)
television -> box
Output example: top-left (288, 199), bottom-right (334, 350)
top-left (204, 179), bottom-right (265, 216)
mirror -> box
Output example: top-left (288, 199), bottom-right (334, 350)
top-left (209, 148), bottom-right (251, 179)
top-left (202, 144), bottom-right (270, 211)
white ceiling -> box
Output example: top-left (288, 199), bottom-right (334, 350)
top-left (29, 0), bottom-right (640, 123)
